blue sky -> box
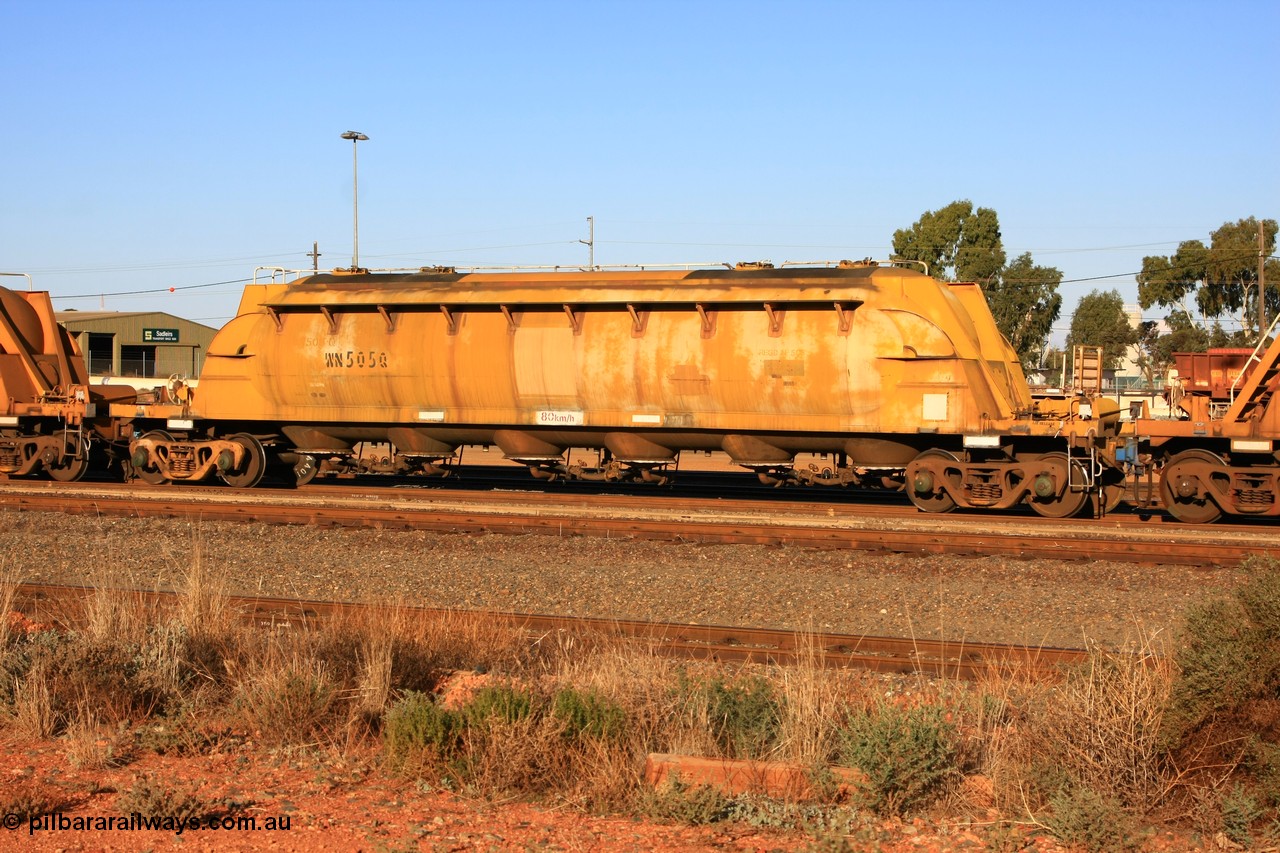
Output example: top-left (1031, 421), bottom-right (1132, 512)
top-left (3, 0), bottom-right (1276, 341)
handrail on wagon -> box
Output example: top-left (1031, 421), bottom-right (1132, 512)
top-left (1229, 311), bottom-right (1280, 404)
top-left (0, 272), bottom-right (33, 291)
top-left (780, 258), bottom-right (931, 275)
top-left (253, 264), bottom-right (731, 282)
top-left (252, 259), bottom-right (931, 281)
top-left (252, 267), bottom-right (313, 286)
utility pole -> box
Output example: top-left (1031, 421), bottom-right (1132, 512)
top-left (579, 216), bottom-right (594, 270)
top-left (308, 241), bottom-right (322, 271)
top-left (1260, 219), bottom-right (1267, 336)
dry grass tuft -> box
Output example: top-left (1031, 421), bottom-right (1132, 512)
top-left (64, 702), bottom-right (130, 769)
top-left (174, 540), bottom-right (236, 639)
top-left (774, 631), bottom-right (853, 768)
top-left (82, 581), bottom-right (149, 647)
top-left (232, 642), bottom-right (338, 747)
top-left (0, 575), bottom-right (18, 650)
top-left (8, 663), bottom-right (57, 739)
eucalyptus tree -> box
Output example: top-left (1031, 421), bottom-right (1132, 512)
top-left (1067, 289), bottom-right (1139, 370)
top-left (891, 200), bottom-right (1006, 283)
top-left (1137, 217), bottom-right (1279, 337)
top-left (892, 202), bottom-right (1062, 367)
top-left (985, 252), bottom-right (1063, 368)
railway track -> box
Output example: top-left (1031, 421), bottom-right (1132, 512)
top-left (0, 479), bottom-right (1276, 567)
top-left (8, 582), bottom-right (1087, 680)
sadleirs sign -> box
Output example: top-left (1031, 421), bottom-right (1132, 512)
top-left (143, 328), bottom-right (180, 343)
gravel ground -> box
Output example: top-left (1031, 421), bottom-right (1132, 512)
top-left (0, 510), bottom-right (1248, 649)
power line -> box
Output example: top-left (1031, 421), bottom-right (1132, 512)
top-left (51, 277), bottom-right (251, 300)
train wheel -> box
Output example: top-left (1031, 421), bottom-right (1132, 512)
top-left (46, 436), bottom-right (89, 482)
top-left (1159, 449), bottom-right (1224, 524)
top-left (906, 449), bottom-right (959, 513)
top-left (1089, 480), bottom-right (1127, 517)
top-left (1027, 453), bottom-right (1090, 519)
top-left (218, 433), bottom-right (267, 488)
top-left (133, 430), bottom-right (172, 485)
top-left (293, 453), bottom-right (318, 486)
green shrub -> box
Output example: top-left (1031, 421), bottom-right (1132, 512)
top-left (1043, 785), bottom-right (1137, 853)
top-left (117, 775), bottom-right (209, 824)
top-left (703, 675), bottom-right (781, 758)
top-left (642, 776), bottom-right (731, 825)
top-left (1221, 784), bottom-right (1263, 846)
top-left (383, 690), bottom-right (463, 766)
top-left (384, 685), bottom-right (538, 777)
top-left (1, 631), bottom-right (159, 734)
top-left (834, 702), bottom-right (957, 816)
top-left (462, 685), bottom-right (534, 730)
top-left (0, 630), bottom-right (64, 709)
top-left (1164, 560), bottom-right (1280, 748)
top-left (1250, 739), bottom-right (1280, 808)
top-left (552, 687), bottom-right (626, 741)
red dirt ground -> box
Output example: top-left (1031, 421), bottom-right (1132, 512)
top-left (0, 733), bottom-right (1216, 853)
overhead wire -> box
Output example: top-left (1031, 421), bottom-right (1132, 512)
top-left (32, 228), bottom-right (1277, 303)
top-left (52, 277), bottom-right (252, 300)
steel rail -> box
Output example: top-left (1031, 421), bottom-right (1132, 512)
top-left (9, 582), bottom-right (1087, 680)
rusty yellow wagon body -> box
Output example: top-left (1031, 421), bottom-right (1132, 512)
top-left (114, 261), bottom-right (1122, 517)
top-left (0, 287), bottom-right (132, 480)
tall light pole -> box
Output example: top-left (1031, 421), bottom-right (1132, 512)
top-left (341, 131), bottom-right (369, 270)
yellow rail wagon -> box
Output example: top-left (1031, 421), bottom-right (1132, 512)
top-left (115, 261), bottom-right (1123, 518)
top-left (0, 287), bottom-right (133, 480)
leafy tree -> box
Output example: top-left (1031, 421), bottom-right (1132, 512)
top-left (892, 202), bottom-right (1065, 367)
top-left (985, 252), bottom-right (1063, 368)
top-left (892, 200), bottom-right (1006, 283)
top-left (1066, 289), bottom-right (1138, 370)
top-left (1131, 320), bottom-right (1165, 390)
top-left (1137, 217), bottom-right (1280, 335)
top-left (1038, 345), bottom-right (1068, 386)
top-left (1152, 309), bottom-right (1210, 366)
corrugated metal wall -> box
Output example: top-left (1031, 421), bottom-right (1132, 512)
top-left (56, 311), bottom-right (218, 379)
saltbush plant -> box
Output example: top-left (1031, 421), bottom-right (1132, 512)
top-left (117, 775), bottom-right (210, 824)
top-left (699, 674), bottom-right (781, 759)
top-left (1042, 784), bottom-right (1138, 853)
top-left (834, 701), bottom-right (958, 816)
top-left (462, 684), bottom-right (534, 730)
top-left (1220, 784), bottom-right (1264, 847)
top-left (382, 690), bottom-right (463, 768)
top-left (552, 686), bottom-right (626, 741)
top-left (1162, 558), bottom-right (1280, 749)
